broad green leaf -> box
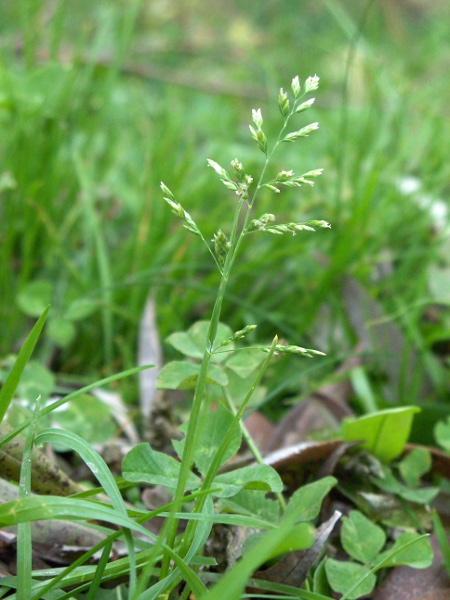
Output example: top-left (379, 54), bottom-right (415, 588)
top-left (122, 442), bottom-right (200, 490)
top-left (50, 395), bottom-right (117, 447)
top-left (64, 297), bottom-right (98, 321)
top-left (377, 532), bottom-right (433, 569)
top-left (341, 406), bottom-right (421, 462)
top-left (156, 360), bottom-right (228, 390)
top-left (15, 360), bottom-right (54, 404)
top-left (194, 404), bottom-right (242, 476)
top-left (325, 559), bottom-right (375, 600)
top-left (373, 465), bottom-right (439, 505)
top-left (166, 321), bottom-right (233, 362)
top-left (398, 448), bottom-right (431, 488)
top-left (313, 558), bottom-right (332, 596)
top-left (284, 476), bottom-right (337, 522)
top-left (16, 280), bottom-right (52, 317)
top-left (434, 417), bottom-right (450, 452)
top-left (224, 368), bottom-right (266, 409)
top-left (156, 360), bottom-right (198, 389)
top-left (225, 349), bottom-right (264, 378)
top-left (217, 489), bottom-right (280, 523)
top-left (0, 307), bottom-right (49, 423)
top-left (199, 464), bottom-right (326, 600)
top-left (372, 464), bottom-right (404, 495)
top-left (46, 317), bottom-right (76, 348)
top-left (213, 464), bottom-right (283, 498)
top-left (428, 264), bottom-right (450, 300)
top-left (396, 486), bottom-right (439, 504)
top-left (341, 511), bottom-right (386, 564)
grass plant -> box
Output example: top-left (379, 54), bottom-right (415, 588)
top-left (0, 70), bottom-right (439, 600)
top-left (0, 1), bottom-right (449, 598)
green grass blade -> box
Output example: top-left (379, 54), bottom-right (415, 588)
top-left (35, 428), bottom-right (137, 597)
top-left (0, 495), bottom-right (154, 538)
top-left (433, 510), bottom-right (450, 577)
top-left (0, 577), bottom-right (68, 600)
top-left (17, 395), bottom-right (42, 600)
top-left (0, 307), bottom-right (49, 423)
top-left (86, 541), bottom-right (113, 600)
top-left (248, 578), bottom-right (333, 599)
top-left (7, 494), bottom-right (205, 599)
top-left (35, 429), bottom-right (127, 517)
top-left (26, 490), bottom-right (212, 599)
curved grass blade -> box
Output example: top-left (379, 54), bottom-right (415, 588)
top-left (0, 495), bottom-right (153, 537)
top-left (18, 489), bottom-right (213, 599)
top-left (35, 428), bottom-right (138, 597)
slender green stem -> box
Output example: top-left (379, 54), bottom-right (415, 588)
top-left (160, 195), bottom-right (249, 578)
top-left (179, 337), bottom-right (280, 560)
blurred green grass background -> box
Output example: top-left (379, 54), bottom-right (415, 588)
top-left (1, 0), bottom-right (449, 414)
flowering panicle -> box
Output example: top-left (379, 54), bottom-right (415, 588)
top-left (162, 74), bottom-right (329, 360)
top-left (262, 168), bottom-right (324, 194)
top-left (295, 97), bottom-right (315, 113)
top-left (291, 76), bottom-right (301, 98)
top-left (304, 74), bottom-right (320, 94)
top-left (207, 158), bottom-right (253, 201)
top-left (160, 182), bottom-right (202, 237)
top-left (212, 229), bottom-right (231, 268)
top-left (249, 108), bottom-right (268, 154)
top-left (278, 88), bottom-right (290, 117)
top-left (215, 324), bottom-right (258, 350)
top-left (246, 214), bottom-right (330, 235)
top-left (263, 344), bottom-right (326, 358)
top-left (282, 121), bottom-right (319, 143)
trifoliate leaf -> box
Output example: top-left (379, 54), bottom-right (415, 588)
top-left (341, 511), bottom-right (386, 564)
top-left (122, 442), bottom-right (200, 490)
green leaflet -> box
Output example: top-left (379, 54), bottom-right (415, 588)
top-left (341, 406), bottom-right (420, 462)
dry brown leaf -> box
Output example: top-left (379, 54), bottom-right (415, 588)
top-left (138, 294), bottom-right (163, 422)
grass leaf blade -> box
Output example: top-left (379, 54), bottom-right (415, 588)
top-left (0, 307), bottom-right (49, 423)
